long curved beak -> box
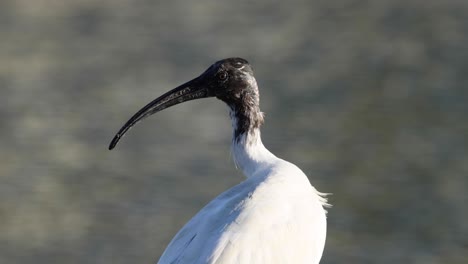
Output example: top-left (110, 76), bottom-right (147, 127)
top-left (109, 77), bottom-right (211, 150)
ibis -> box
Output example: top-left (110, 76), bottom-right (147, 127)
top-left (109, 58), bottom-right (329, 264)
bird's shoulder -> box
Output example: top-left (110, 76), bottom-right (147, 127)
top-left (158, 161), bottom-right (327, 264)
top-left (157, 172), bottom-right (263, 263)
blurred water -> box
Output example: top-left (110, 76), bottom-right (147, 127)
top-left (1, 1), bottom-right (467, 263)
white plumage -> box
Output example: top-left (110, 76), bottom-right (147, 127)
top-left (158, 131), bottom-right (328, 264)
top-left (109, 58), bottom-right (329, 264)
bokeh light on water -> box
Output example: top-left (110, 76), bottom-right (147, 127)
top-left (1, 1), bottom-right (467, 263)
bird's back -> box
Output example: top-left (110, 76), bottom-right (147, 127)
top-left (157, 160), bottom-right (327, 264)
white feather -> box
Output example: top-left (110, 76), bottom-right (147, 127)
top-left (157, 128), bottom-right (328, 264)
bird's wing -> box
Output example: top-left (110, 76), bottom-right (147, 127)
top-left (158, 162), bottom-right (327, 264)
top-left (157, 175), bottom-right (264, 264)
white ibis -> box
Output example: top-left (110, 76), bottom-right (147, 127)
top-left (109, 58), bottom-right (329, 264)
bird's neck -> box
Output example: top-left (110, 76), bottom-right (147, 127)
top-left (229, 105), bottom-right (277, 178)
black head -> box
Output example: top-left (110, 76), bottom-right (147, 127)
top-left (200, 58), bottom-right (257, 104)
top-left (109, 57), bottom-right (260, 150)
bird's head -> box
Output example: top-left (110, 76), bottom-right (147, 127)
top-left (109, 58), bottom-right (259, 150)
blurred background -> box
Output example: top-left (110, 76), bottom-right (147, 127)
top-left (1, 0), bottom-right (467, 263)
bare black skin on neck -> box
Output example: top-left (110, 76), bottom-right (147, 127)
top-left (210, 58), bottom-right (264, 141)
top-left (108, 58), bottom-right (264, 150)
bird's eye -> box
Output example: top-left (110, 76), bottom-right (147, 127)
top-left (218, 71), bottom-right (228, 81)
